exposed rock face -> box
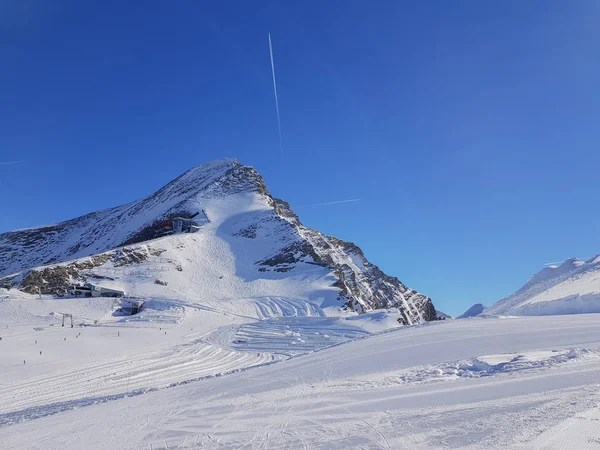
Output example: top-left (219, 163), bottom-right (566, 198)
top-left (0, 158), bottom-right (436, 324)
top-left (260, 199), bottom-right (436, 323)
top-left (0, 246), bottom-right (162, 296)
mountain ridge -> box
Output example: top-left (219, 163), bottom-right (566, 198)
top-left (486, 257), bottom-right (600, 316)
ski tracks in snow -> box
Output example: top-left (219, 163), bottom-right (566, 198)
top-left (0, 295), bottom-right (362, 428)
top-left (251, 296), bottom-right (325, 320)
top-left (0, 338), bottom-right (272, 422)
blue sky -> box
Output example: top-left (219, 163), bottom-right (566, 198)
top-left (1, 1), bottom-right (599, 316)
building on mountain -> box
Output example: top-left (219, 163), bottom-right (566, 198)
top-left (171, 217), bottom-right (202, 233)
top-left (70, 283), bottom-right (124, 298)
top-left (121, 298), bottom-right (144, 315)
top-left (154, 214), bottom-right (203, 238)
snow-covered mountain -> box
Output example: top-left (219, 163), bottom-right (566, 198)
top-left (486, 256), bottom-right (600, 316)
top-left (0, 158), bottom-right (435, 324)
top-left (457, 303), bottom-right (485, 319)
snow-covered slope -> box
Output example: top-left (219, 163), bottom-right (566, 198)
top-left (487, 256), bottom-right (600, 316)
top-left (457, 303), bottom-right (485, 319)
top-left (3, 314), bottom-right (600, 449)
top-left (0, 158), bottom-right (435, 322)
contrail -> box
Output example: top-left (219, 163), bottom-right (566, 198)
top-left (298, 198), bottom-right (361, 209)
top-left (268, 33), bottom-right (283, 158)
top-left (0, 160), bottom-right (24, 166)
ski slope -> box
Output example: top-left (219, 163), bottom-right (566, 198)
top-left (0, 286), bottom-right (397, 426)
top-left (1, 313), bottom-right (600, 449)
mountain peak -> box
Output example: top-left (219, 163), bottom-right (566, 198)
top-left (519, 257), bottom-right (584, 293)
top-left (457, 303), bottom-right (485, 319)
top-left (486, 255), bottom-right (600, 316)
top-left (559, 257), bottom-right (584, 268)
top-left (183, 158), bottom-right (240, 178)
top-left (154, 158), bottom-right (265, 200)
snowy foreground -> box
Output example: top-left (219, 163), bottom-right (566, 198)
top-left (1, 308), bottom-right (600, 449)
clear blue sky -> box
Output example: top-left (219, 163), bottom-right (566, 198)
top-left (1, 1), bottom-right (599, 316)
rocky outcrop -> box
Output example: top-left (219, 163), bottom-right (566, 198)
top-left (256, 199), bottom-right (436, 323)
top-left (1, 246), bottom-right (163, 296)
top-left (13, 254), bottom-right (112, 295)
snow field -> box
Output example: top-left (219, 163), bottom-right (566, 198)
top-left (0, 287), bottom-right (382, 427)
top-left (1, 314), bottom-right (600, 448)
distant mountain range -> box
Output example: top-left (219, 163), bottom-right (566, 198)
top-left (456, 257), bottom-right (600, 319)
top-left (485, 257), bottom-right (600, 316)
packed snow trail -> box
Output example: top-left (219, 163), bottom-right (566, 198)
top-left (528, 403), bottom-right (600, 449)
top-left (0, 290), bottom-right (378, 421)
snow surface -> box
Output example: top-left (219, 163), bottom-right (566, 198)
top-left (1, 306), bottom-right (600, 449)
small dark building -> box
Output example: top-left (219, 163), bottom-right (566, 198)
top-left (70, 283), bottom-right (125, 298)
top-left (121, 299), bottom-right (144, 315)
